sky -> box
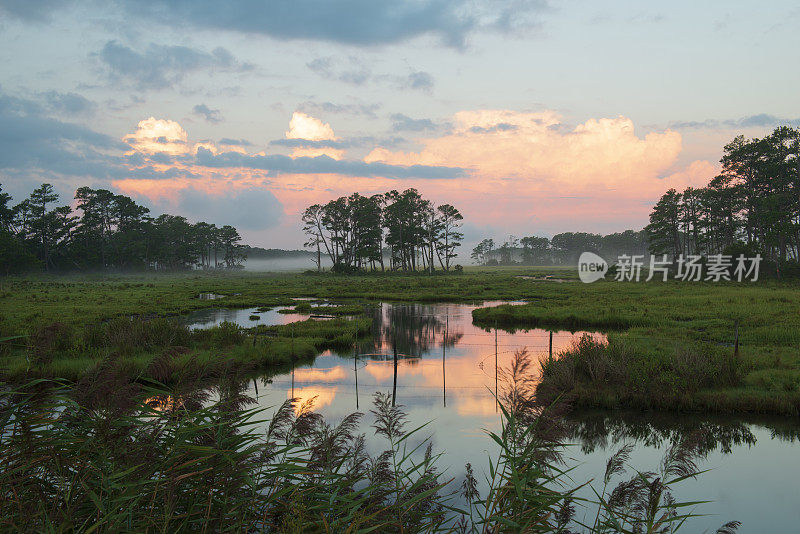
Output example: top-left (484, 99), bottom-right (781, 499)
top-left (1, 0), bottom-right (798, 249)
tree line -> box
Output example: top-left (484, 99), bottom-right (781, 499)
top-left (0, 183), bottom-right (245, 274)
top-left (646, 126), bottom-right (800, 269)
top-left (302, 188), bottom-right (463, 272)
top-left (471, 231), bottom-right (649, 266)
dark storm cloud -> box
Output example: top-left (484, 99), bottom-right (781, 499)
top-left (96, 41), bottom-right (253, 91)
top-left (175, 186), bottom-right (282, 230)
top-left (669, 114), bottom-right (800, 130)
top-left (192, 103), bottom-right (223, 123)
top-left (390, 113), bottom-right (438, 132)
top-left (194, 147), bottom-right (465, 179)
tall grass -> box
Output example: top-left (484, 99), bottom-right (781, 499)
top-left (538, 335), bottom-right (748, 412)
top-left (0, 351), bottom-right (739, 533)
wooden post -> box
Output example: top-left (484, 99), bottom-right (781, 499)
top-left (392, 340), bottom-right (398, 407)
top-left (495, 322), bottom-right (498, 412)
top-left (291, 324), bottom-right (295, 398)
top-left (442, 314), bottom-right (448, 408)
top-left (549, 331), bottom-right (553, 362)
top-left (734, 320), bottom-right (739, 357)
top-left (354, 343), bottom-right (359, 410)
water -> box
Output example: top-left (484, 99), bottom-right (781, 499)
top-left (186, 301), bottom-right (800, 531)
top-left (186, 305), bottom-right (313, 328)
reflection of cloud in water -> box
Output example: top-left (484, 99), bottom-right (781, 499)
top-left (288, 386), bottom-right (339, 414)
top-left (454, 393), bottom-right (498, 417)
top-left (364, 359), bottom-right (425, 382)
top-left (293, 367), bottom-right (347, 383)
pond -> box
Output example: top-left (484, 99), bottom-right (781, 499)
top-left (186, 301), bottom-right (800, 531)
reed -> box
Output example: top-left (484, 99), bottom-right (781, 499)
top-left (0, 351), bottom-right (739, 533)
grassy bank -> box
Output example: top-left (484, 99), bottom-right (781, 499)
top-left (471, 280), bottom-right (800, 415)
top-left (0, 313), bottom-right (371, 383)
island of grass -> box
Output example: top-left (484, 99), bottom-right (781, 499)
top-left (471, 279), bottom-right (800, 415)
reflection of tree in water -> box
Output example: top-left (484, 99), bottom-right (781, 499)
top-left (356, 303), bottom-right (463, 358)
top-left (566, 411), bottom-right (771, 456)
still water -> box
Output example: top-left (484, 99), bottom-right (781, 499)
top-left (186, 302), bottom-right (800, 532)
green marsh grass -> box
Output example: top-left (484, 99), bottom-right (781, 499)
top-left (1, 269), bottom-right (800, 413)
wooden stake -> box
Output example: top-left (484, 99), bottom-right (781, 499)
top-left (392, 340), bottom-right (398, 407)
top-left (495, 322), bottom-right (498, 412)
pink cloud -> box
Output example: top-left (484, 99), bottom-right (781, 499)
top-left (113, 109), bottom-right (721, 244)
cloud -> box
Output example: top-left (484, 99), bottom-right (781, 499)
top-left (219, 137), bottom-right (253, 147)
top-left (115, 0), bottom-right (549, 48)
top-left (194, 148), bottom-right (465, 179)
top-left (404, 71), bottom-right (434, 93)
top-left (40, 91), bottom-right (96, 115)
top-left (175, 186), bottom-right (283, 230)
top-left (0, 0), bottom-right (68, 22)
top-left (96, 40), bottom-right (252, 91)
top-left (390, 113), bottom-right (438, 132)
top-left (298, 101), bottom-right (380, 118)
top-left (271, 139), bottom-right (349, 149)
top-left (307, 56), bottom-right (371, 85)
top-left (0, 91), bottom-right (126, 183)
top-left (192, 103), bottom-right (223, 123)
top-left (669, 114), bottom-right (800, 130)
top-left (124, 117), bottom-right (190, 155)
top-left (286, 111), bottom-right (336, 141)
top-left (365, 109), bottom-right (687, 230)
top-left (307, 57), bottom-right (434, 93)
top-left (468, 122), bottom-right (517, 134)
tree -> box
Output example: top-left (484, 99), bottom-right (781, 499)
top-left (646, 126), bottom-right (800, 269)
top-left (218, 225), bottom-right (245, 268)
top-left (27, 184), bottom-right (60, 270)
top-left (301, 189), bottom-right (463, 273)
top-left (645, 189), bottom-right (682, 258)
top-left (435, 204), bottom-right (463, 271)
top-left (471, 239), bottom-right (494, 265)
top-left (519, 236), bottom-right (550, 265)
